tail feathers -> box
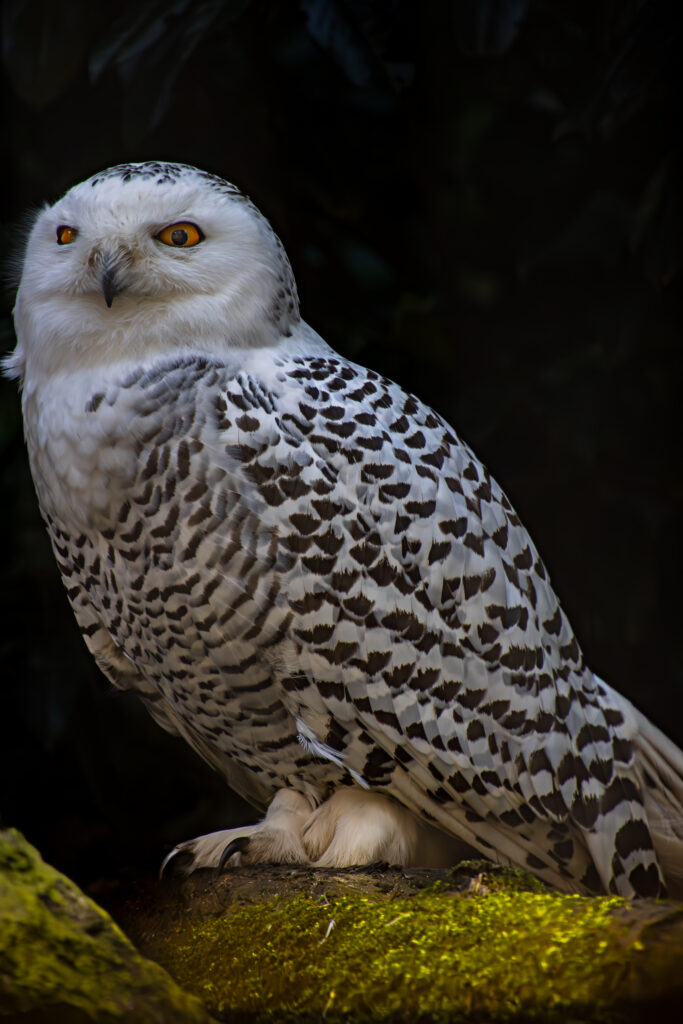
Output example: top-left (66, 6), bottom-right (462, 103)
top-left (630, 701), bottom-right (683, 898)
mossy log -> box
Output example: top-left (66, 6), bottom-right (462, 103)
top-left (0, 829), bottom-right (216, 1023)
top-left (2, 827), bottom-right (682, 1022)
top-left (99, 857), bottom-right (683, 1023)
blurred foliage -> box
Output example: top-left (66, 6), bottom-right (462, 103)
top-left (0, 0), bottom-right (681, 885)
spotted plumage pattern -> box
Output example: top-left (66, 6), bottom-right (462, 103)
top-left (8, 162), bottom-right (683, 898)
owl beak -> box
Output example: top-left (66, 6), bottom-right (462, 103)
top-left (97, 247), bottom-right (134, 308)
top-left (101, 265), bottom-right (124, 308)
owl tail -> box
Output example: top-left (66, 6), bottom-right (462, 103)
top-left (610, 692), bottom-right (683, 898)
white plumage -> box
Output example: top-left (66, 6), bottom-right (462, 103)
top-left (7, 162), bottom-right (683, 897)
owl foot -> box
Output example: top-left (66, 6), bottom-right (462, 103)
top-left (160, 789), bottom-right (314, 875)
top-left (302, 787), bottom-right (464, 868)
top-left (161, 786), bottom-right (467, 877)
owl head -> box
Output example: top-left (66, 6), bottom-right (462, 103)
top-left (7, 162), bottom-right (299, 381)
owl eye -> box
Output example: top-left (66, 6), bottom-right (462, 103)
top-left (57, 225), bottom-right (77, 245)
top-left (156, 222), bottom-right (203, 248)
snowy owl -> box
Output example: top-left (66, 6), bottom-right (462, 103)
top-left (7, 161), bottom-right (683, 898)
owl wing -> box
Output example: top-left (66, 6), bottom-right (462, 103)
top-left (233, 349), bottom-right (660, 895)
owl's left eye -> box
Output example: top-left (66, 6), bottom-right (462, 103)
top-left (56, 225), bottom-right (77, 245)
top-left (156, 222), bottom-right (204, 248)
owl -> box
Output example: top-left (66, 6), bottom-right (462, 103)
top-left (6, 162), bottom-right (683, 898)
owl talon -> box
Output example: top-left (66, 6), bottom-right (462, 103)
top-left (158, 825), bottom-right (260, 875)
top-left (219, 835), bottom-right (251, 870)
top-left (159, 846), bottom-right (185, 878)
top-left (155, 791), bottom-right (314, 876)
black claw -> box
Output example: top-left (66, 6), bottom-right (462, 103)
top-left (218, 835), bottom-right (250, 871)
top-left (159, 849), bottom-right (177, 879)
top-left (159, 846), bottom-right (192, 879)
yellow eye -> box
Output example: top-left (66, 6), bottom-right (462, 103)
top-left (157, 222), bottom-right (203, 247)
top-left (57, 225), bottom-right (76, 245)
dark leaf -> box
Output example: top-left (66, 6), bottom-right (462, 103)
top-left (299, 0), bottom-right (390, 89)
top-left (90, 0), bottom-right (249, 133)
top-left (1, 0), bottom-right (93, 108)
top-left (632, 161), bottom-right (682, 288)
top-left (603, 0), bottom-right (681, 114)
top-left (557, 0), bottom-right (682, 136)
top-left (452, 0), bottom-right (529, 56)
top-left (90, 0), bottom-right (194, 83)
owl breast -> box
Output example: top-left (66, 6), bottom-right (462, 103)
top-left (25, 354), bottom-right (345, 796)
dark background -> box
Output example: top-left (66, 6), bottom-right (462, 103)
top-left (0, 0), bottom-right (681, 888)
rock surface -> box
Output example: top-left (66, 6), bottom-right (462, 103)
top-left (0, 829), bottom-right (216, 1023)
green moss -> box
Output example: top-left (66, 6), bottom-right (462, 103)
top-left (156, 878), bottom-right (644, 1022)
top-left (6, 831), bottom-right (680, 1023)
top-left (0, 828), bottom-right (214, 1022)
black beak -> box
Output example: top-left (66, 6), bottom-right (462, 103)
top-left (101, 266), bottom-right (122, 308)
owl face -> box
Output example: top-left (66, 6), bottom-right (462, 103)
top-left (10, 163), bottom-right (299, 381)
top-left (24, 168), bottom-right (261, 304)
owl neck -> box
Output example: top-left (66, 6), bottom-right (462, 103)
top-left (11, 283), bottom-right (301, 385)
